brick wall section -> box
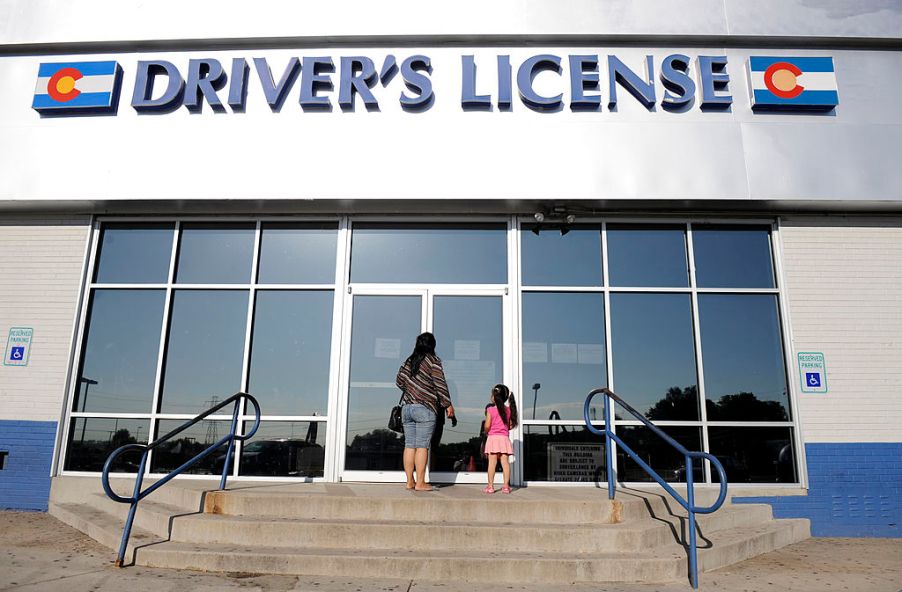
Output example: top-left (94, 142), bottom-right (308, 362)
top-left (0, 420), bottom-right (58, 510)
top-left (736, 443), bottom-right (901, 537)
top-left (779, 216), bottom-right (902, 444)
top-left (0, 215), bottom-right (90, 422)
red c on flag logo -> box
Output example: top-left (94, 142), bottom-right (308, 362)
top-left (763, 62), bottom-right (804, 99)
top-left (47, 67), bottom-right (83, 102)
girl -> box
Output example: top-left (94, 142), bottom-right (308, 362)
top-left (483, 384), bottom-right (519, 494)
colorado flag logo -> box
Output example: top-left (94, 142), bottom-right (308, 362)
top-left (32, 61), bottom-right (122, 113)
top-left (748, 57), bottom-right (838, 111)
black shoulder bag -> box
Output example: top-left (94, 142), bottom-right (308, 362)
top-left (388, 394), bottom-right (404, 433)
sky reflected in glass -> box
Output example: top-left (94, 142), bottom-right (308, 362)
top-left (693, 226), bottom-right (774, 288)
top-left (522, 293), bottom-right (607, 421)
top-left (607, 225), bottom-right (688, 287)
top-left (176, 224), bottom-right (256, 284)
top-left (610, 293), bottom-right (699, 420)
top-left (94, 224), bottom-right (174, 284)
top-left (248, 291), bottom-right (334, 416)
top-left (521, 225), bottom-right (602, 286)
top-left (160, 290), bottom-right (248, 414)
top-left (75, 290), bottom-right (165, 414)
top-left (257, 223), bottom-right (338, 284)
top-left (351, 224), bottom-right (507, 284)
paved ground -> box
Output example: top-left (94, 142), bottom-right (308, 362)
top-left (1, 512), bottom-right (899, 592)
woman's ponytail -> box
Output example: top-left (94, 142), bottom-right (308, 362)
top-left (507, 393), bottom-right (519, 430)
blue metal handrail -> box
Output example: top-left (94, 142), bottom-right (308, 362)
top-left (583, 387), bottom-right (728, 589)
top-left (101, 392), bottom-right (260, 566)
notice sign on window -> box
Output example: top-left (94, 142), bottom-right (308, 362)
top-left (547, 443), bottom-right (603, 482)
top-left (797, 351), bottom-right (827, 393)
top-left (4, 327), bottom-right (33, 366)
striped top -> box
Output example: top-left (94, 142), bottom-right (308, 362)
top-left (395, 354), bottom-right (452, 415)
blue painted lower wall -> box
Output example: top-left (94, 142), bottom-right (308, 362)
top-left (735, 442), bottom-right (901, 538)
top-left (0, 420), bottom-right (57, 511)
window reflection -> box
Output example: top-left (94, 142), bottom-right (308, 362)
top-left (521, 225), bottom-right (602, 286)
top-left (522, 293), bottom-right (607, 421)
top-left (523, 425), bottom-right (607, 482)
top-left (175, 223), bottom-right (255, 284)
top-left (693, 225), bottom-right (774, 289)
top-left (248, 291), bottom-right (333, 416)
top-left (74, 290), bottom-right (165, 414)
top-left (431, 296), bottom-right (503, 473)
top-left (350, 224), bottom-right (507, 284)
top-left (94, 224), bottom-right (174, 284)
top-left (607, 225), bottom-right (688, 287)
top-left (160, 290), bottom-right (248, 414)
top-left (345, 296), bottom-right (420, 471)
top-left (65, 418), bottom-right (149, 472)
top-left (240, 421), bottom-right (325, 478)
top-left (699, 295), bottom-right (790, 421)
top-left (709, 427), bottom-right (797, 483)
top-left (151, 420), bottom-right (233, 475)
top-left (616, 426), bottom-right (703, 483)
top-left (610, 293), bottom-right (699, 420)
top-left (257, 222), bottom-right (338, 284)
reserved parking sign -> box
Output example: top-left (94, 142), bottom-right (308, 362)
top-left (4, 327), bottom-right (33, 366)
top-left (797, 351), bottom-right (828, 393)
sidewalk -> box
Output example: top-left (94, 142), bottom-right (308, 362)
top-left (1, 511), bottom-right (899, 592)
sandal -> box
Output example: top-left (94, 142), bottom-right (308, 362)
top-left (483, 485), bottom-right (496, 494)
top-left (501, 486), bottom-right (512, 494)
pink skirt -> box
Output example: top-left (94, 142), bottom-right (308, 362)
top-left (483, 434), bottom-right (513, 455)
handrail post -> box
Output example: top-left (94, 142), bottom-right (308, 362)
top-left (686, 454), bottom-right (698, 589)
top-left (219, 395), bottom-right (242, 491)
top-left (603, 393), bottom-right (615, 500)
top-left (115, 450), bottom-right (149, 567)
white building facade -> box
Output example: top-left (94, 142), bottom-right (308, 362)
top-left (0, 1), bottom-right (900, 536)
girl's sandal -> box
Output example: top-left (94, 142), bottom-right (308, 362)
top-left (483, 485), bottom-right (496, 494)
top-left (501, 486), bottom-right (512, 494)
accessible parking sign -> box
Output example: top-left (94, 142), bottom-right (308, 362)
top-left (797, 351), bottom-right (827, 393)
top-left (4, 327), bottom-right (33, 366)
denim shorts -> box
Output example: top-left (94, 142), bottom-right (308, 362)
top-left (401, 403), bottom-right (436, 449)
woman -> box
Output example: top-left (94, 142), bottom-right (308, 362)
top-left (395, 332), bottom-right (455, 491)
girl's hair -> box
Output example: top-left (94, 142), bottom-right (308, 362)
top-left (491, 384), bottom-right (519, 430)
top-left (405, 332), bottom-right (437, 377)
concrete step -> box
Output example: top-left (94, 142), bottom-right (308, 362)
top-left (50, 475), bottom-right (206, 513)
top-left (48, 501), bottom-right (166, 562)
top-left (82, 492), bottom-right (197, 540)
top-left (168, 513), bottom-right (671, 554)
top-left (697, 518), bottom-right (811, 572)
top-left (136, 542), bottom-right (686, 584)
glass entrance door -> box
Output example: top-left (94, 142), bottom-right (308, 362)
top-left (339, 289), bottom-right (506, 483)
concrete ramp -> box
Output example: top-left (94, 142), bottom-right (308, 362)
top-left (49, 476), bottom-right (809, 584)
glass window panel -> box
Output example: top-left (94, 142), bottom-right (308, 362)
top-left (239, 421), bottom-right (325, 477)
top-left (523, 425), bottom-right (608, 482)
top-left (151, 420), bottom-right (234, 475)
top-left (248, 291), bottom-right (334, 416)
top-left (607, 225), bottom-right (688, 287)
top-left (521, 225), bottom-right (602, 286)
top-left (693, 225), bottom-right (775, 288)
top-left (65, 418), bottom-right (149, 472)
top-left (257, 222), bottom-right (338, 284)
top-left (699, 295), bottom-right (790, 421)
top-left (616, 426), bottom-right (703, 483)
top-left (74, 290), bottom-right (165, 414)
top-left (350, 224), bottom-right (507, 284)
top-left (345, 295), bottom-right (421, 471)
top-left (431, 296), bottom-right (503, 473)
top-left (709, 427), bottom-right (798, 483)
top-left (94, 224), bottom-right (174, 284)
top-left (175, 223), bottom-right (255, 284)
top-left (522, 293), bottom-right (607, 421)
top-left (611, 294), bottom-right (699, 420)
top-left (160, 290), bottom-right (248, 414)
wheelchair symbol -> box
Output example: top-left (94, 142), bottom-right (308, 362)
top-left (9, 346), bottom-right (25, 361)
top-left (805, 372), bottom-right (821, 387)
